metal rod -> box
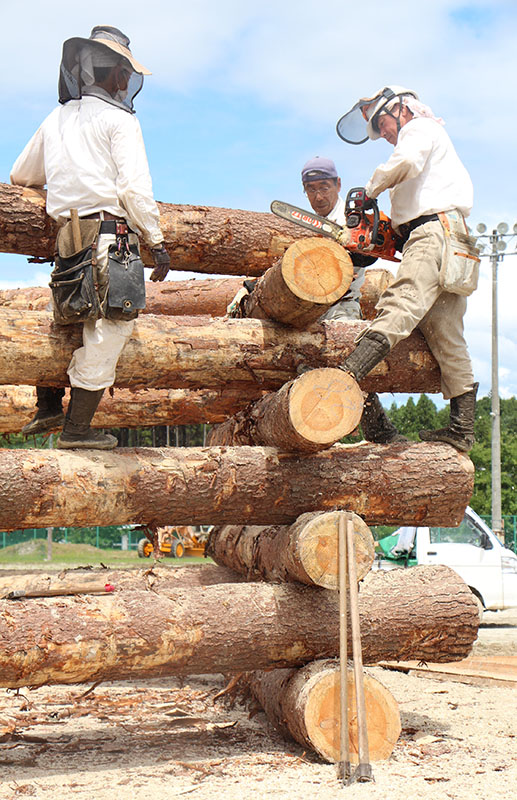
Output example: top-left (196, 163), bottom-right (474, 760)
top-left (490, 231), bottom-right (503, 539)
top-left (346, 513), bottom-right (373, 783)
top-left (338, 512), bottom-right (350, 782)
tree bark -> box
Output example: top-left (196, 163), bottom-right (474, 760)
top-left (0, 442), bottom-right (474, 530)
top-left (0, 385), bottom-right (267, 433)
top-left (249, 660), bottom-right (401, 763)
top-left (0, 268), bottom-right (393, 320)
top-left (0, 183), bottom-right (310, 276)
top-left (206, 511), bottom-right (375, 589)
top-left (241, 238), bottom-right (353, 328)
top-left (0, 309), bottom-right (441, 393)
top-left (206, 369), bottom-right (363, 452)
top-left (0, 565), bottom-right (478, 688)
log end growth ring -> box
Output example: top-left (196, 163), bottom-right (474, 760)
top-left (297, 511), bottom-right (374, 589)
top-left (281, 238), bottom-right (353, 303)
top-left (289, 368), bottom-right (363, 445)
top-left (304, 665), bottom-right (401, 763)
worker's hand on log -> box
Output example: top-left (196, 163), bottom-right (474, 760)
top-left (150, 243), bottom-right (171, 282)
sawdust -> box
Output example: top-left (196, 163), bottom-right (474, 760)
top-left (0, 611), bottom-right (515, 800)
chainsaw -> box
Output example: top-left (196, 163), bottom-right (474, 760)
top-left (271, 187), bottom-right (401, 263)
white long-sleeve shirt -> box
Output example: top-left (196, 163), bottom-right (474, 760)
top-left (10, 96), bottom-right (164, 246)
top-left (365, 117), bottom-right (473, 230)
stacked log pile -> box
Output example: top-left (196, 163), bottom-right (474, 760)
top-left (0, 184), bottom-right (478, 765)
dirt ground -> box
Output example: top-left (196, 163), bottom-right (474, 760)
top-left (0, 605), bottom-right (515, 800)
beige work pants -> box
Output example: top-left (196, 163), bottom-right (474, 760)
top-left (366, 220), bottom-right (474, 400)
top-left (67, 233), bottom-right (137, 391)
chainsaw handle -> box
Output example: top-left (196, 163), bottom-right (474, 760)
top-left (345, 187), bottom-right (380, 250)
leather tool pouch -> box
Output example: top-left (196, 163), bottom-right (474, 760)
top-left (105, 242), bottom-right (146, 321)
top-left (438, 211), bottom-right (480, 296)
top-left (49, 220), bottom-right (101, 325)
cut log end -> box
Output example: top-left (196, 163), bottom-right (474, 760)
top-left (288, 368), bottom-right (364, 446)
top-left (297, 511), bottom-right (374, 589)
top-left (304, 666), bottom-right (401, 763)
top-left (281, 238), bottom-right (353, 304)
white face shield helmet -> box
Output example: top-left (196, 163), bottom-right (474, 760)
top-left (59, 25), bottom-right (151, 113)
top-left (336, 86), bottom-right (418, 144)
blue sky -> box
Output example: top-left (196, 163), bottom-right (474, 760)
top-left (1, 0), bottom-right (516, 405)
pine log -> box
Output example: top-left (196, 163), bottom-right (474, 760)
top-left (206, 511), bottom-right (375, 589)
top-left (249, 659), bottom-right (401, 763)
top-left (206, 369), bottom-right (363, 451)
top-left (0, 385), bottom-right (267, 433)
top-left (0, 565), bottom-right (479, 688)
top-left (241, 238), bottom-right (353, 327)
top-left (0, 183), bottom-right (309, 276)
top-left (0, 268), bottom-right (393, 320)
top-left (0, 565), bottom-right (248, 596)
top-left (0, 442), bottom-right (473, 530)
top-left (0, 310), bottom-right (441, 393)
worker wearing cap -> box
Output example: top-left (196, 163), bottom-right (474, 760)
top-left (301, 156), bottom-right (372, 321)
top-left (334, 86), bottom-right (478, 452)
top-left (301, 156), bottom-right (406, 444)
top-left (11, 25), bottom-right (170, 449)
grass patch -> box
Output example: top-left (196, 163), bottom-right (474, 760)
top-left (0, 539), bottom-right (209, 569)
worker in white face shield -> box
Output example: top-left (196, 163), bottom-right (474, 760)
top-left (11, 25), bottom-right (170, 449)
top-left (334, 86), bottom-right (479, 452)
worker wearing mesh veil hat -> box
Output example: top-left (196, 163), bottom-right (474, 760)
top-left (334, 86), bottom-right (479, 452)
top-left (11, 25), bottom-right (171, 449)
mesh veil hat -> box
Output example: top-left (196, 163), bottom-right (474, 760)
top-left (61, 25), bottom-right (151, 76)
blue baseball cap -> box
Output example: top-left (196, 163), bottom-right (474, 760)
top-left (301, 156), bottom-right (339, 183)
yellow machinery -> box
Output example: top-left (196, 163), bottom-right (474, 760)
top-left (137, 525), bottom-right (210, 559)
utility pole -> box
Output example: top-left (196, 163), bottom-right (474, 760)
top-left (475, 221), bottom-right (517, 540)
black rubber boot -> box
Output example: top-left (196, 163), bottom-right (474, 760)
top-left (340, 331), bottom-right (391, 381)
top-left (21, 387), bottom-right (65, 435)
top-left (361, 393), bottom-right (408, 444)
top-left (419, 383), bottom-right (478, 452)
top-left (57, 388), bottom-right (117, 450)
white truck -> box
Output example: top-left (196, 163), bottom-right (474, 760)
top-left (374, 506), bottom-right (517, 612)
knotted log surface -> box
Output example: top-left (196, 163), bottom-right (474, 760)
top-left (0, 442), bottom-right (473, 530)
top-left (206, 511), bottom-right (375, 589)
top-left (207, 369), bottom-right (363, 452)
top-left (242, 238), bottom-right (353, 327)
top-left (0, 565), bottom-right (479, 688)
top-left (0, 183), bottom-right (305, 276)
top-left (0, 268), bottom-right (393, 320)
top-left (250, 660), bottom-right (401, 763)
top-left (0, 310), bottom-right (440, 393)
top-left (0, 385), bottom-right (267, 433)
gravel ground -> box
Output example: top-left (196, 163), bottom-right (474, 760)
top-left (0, 609), bottom-right (515, 800)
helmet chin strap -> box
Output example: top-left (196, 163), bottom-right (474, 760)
top-left (377, 99), bottom-right (404, 136)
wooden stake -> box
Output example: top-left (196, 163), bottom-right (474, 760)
top-left (346, 514), bottom-right (374, 784)
top-left (338, 512), bottom-right (350, 781)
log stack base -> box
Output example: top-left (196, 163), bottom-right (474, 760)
top-left (250, 659), bottom-right (401, 763)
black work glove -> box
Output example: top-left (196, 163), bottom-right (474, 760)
top-left (150, 242), bottom-right (171, 282)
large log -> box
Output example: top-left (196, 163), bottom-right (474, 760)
top-left (0, 268), bottom-right (393, 320)
top-left (241, 238), bottom-right (353, 328)
top-left (0, 385), bottom-right (267, 433)
top-left (206, 511), bottom-right (375, 589)
top-left (0, 565), bottom-right (479, 688)
top-left (207, 369), bottom-right (364, 452)
top-left (0, 309), bottom-right (440, 393)
top-left (0, 183), bottom-right (307, 276)
top-left (0, 442), bottom-right (473, 530)
top-left (250, 660), bottom-right (401, 763)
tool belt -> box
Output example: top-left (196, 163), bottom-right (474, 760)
top-left (105, 235), bottom-right (146, 321)
top-left (437, 211), bottom-right (480, 296)
top-left (49, 215), bottom-right (145, 325)
top-left (50, 219), bottom-right (102, 325)
top-left (397, 213), bottom-right (439, 246)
